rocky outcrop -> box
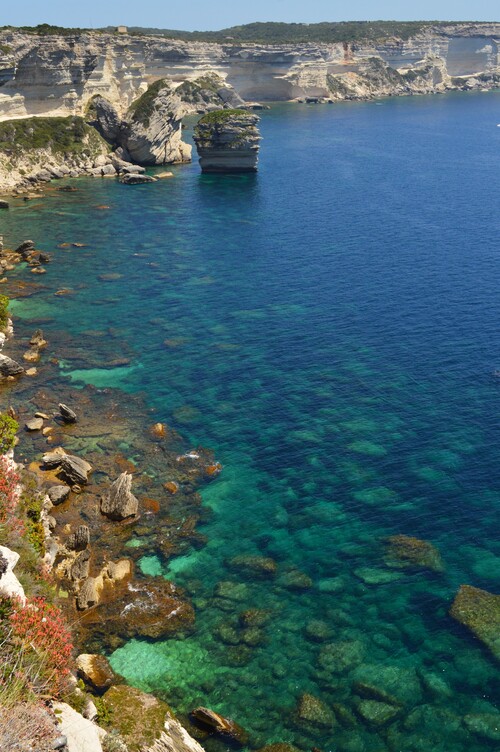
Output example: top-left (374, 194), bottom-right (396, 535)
top-left (120, 79), bottom-right (191, 165)
top-left (0, 545), bottom-right (26, 604)
top-left (450, 585), bottom-right (500, 661)
top-left (76, 653), bottom-right (118, 694)
top-left (176, 72), bottom-right (245, 112)
top-left (193, 110), bottom-right (260, 173)
top-left (0, 353), bottom-right (24, 377)
top-left (190, 707), bottom-right (248, 744)
top-left (100, 472), bottom-right (139, 520)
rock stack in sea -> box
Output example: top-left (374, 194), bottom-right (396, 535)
top-left (193, 110), bottom-right (261, 173)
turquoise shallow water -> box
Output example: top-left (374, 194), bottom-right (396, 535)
top-left (2, 93), bottom-right (500, 750)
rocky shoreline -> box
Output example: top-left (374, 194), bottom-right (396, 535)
top-left (0, 232), bottom-right (257, 752)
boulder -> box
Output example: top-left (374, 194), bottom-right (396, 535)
top-left (150, 713), bottom-right (207, 752)
top-left (193, 110), bottom-right (261, 173)
top-left (30, 329), bottom-right (47, 348)
top-left (101, 472), bottom-right (139, 520)
top-left (70, 550), bottom-right (91, 581)
top-left (76, 653), bottom-right (117, 694)
top-left (450, 584), bottom-right (500, 661)
top-left (0, 354), bottom-right (24, 377)
top-left (66, 525), bottom-right (90, 551)
top-left (42, 446), bottom-right (67, 468)
top-left (0, 546), bottom-right (26, 605)
top-left (119, 173), bottom-right (156, 185)
top-left (355, 700), bottom-right (400, 727)
top-left (15, 240), bottom-right (35, 255)
top-left (48, 485), bottom-right (70, 505)
top-left (190, 707), bottom-right (248, 744)
top-left (228, 554), bottom-right (277, 577)
top-left (59, 454), bottom-right (92, 485)
top-left (0, 201), bottom-right (9, 210)
top-left (77, 576), bottom-right (100, 610)
top-left (58, 403), bottom-right (77, 423)
top-left (25, 417), bottom-right (44, 431)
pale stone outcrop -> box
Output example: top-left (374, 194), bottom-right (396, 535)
top-left (53, 702), bottom-right (105, 752)
top-left (148, 715), bottom-right (207, 752)
top-left (0, 545), bottom-right (26, 604)
top-left (100, 472), bottom-right (139, 520)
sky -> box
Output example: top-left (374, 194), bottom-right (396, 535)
top-left (1, 1), bottom-right (498, 31)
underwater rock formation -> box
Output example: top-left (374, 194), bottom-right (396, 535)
top-left (193, 110), bottom-right (260, 173)
top-left (450, 584), bottom-right (500, 661)
top-left (384, 534), bottom-right (444, 572)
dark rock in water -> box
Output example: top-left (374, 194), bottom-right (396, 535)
top-left (0, 201), bottom-right (9, 209)
top-left (193, 110), bottom-right (261, 173)
top-left (42, 447), bottom-right (67, 469)
top-left (67, 525), bottom-right (90, 551)
top-left (59, 454), bottom-right (92, 485)
top-left (101, 472), bottom-right (139, 520)
top-left (0, 354), bottom-right (24, 377)
top-left (39, 252), bottom-right (51, 263)
top-left (280, 569), bottom-right (313, 590)
top-left (119, 173), bottom-right (156, 185)
top-left (15, 240), bottom-right (35, 255)
top-left (76, 653), bottom-right (118, 694)
top-left (450, 584), bottom-right (500, 661)
top-left (58, 402), bottom-right (77, 423)
top-left (70, 550), bottom-right (90, 581)
top-left (30, 329), bottom-right (47, 348)
top-left (190, 706), bottom-right (248, 745)
top-left (47, 485), bottom-right (70, 505)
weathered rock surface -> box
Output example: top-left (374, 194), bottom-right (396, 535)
top-left (25, 416), bottom-right (44, 431)
top-left (66, 524), bottom-right (90, 551)
top-left (59, 402), bottom-right (77, 423)
top-left (76, 653), bottom-right (118, 694)
top-left (450, 584), bottom-right (500, 661)
top-left (101, 472), bottom-right (139, 520)
top-left (48, 484), bottom-right (70, 505)
top-left (0, 545), bottom-right (26, 604)
top-left (119, 173), bottom-right (156, 185)
top-left (60, 454), bottom-right (93, 485)
top-left (191, 707), bottom-right (248, 744)
top-left (149, 714), bottom-right (207, 752)
top-left (0, 353), bottom-right (24, 376)
top-left (88, 95), bottom-right (122, 142)
top-left (193, 110), bottom-right (260, 173)
top-left (53, 702), bottom-right (104, 752)
top-left (120, 80), bottom-right (192, 165)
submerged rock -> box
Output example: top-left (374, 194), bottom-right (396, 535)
top-left (228, 554), bottom-right (277, 577)
top-left (193, 110), bottom-right (261, 173)
top-left (101, 472), bottom-right (139, 520)
top-left (450, 584), bottom-right (500, 661)
top-left (190, 707), bottom-right (248, 745)
top-left (385, 534), bottom-right (444, 572)
top-left (295, 693), bottom-right (336, 728)
top-left (355, 699), bottom-right (400, 727)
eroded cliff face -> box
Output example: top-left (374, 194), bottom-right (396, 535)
top-left (0, 23), bottom-right (499, 121)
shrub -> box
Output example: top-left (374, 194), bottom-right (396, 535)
top-left (8, 597), bottom-right (73, 697)
top-left (0, 294), bottom-right (9, 332)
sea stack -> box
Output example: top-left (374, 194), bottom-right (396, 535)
top-left (193, 109), bottom-right (261, 173)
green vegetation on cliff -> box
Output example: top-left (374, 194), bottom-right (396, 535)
top-left (128, 79), bottom-right (171, 126)
top-left (0, 294), bottom-right (9, 333)
top-left (0, 116), bottom-right (105, 157)
top-left (125, 20), bottom-right (456, 44)
top-left (197, 108), bottom-right (247, 125)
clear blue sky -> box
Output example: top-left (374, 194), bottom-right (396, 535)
top-left (2, 1), bottom-right (498, 30)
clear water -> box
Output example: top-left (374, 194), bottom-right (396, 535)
top-left (2, 93), bottom-right (500, 751)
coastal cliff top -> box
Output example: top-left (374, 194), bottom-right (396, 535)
top-left (1, 20), bottom-right (500, 47)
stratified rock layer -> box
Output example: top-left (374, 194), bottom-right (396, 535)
top-left (193, 110), bottom-right (260, 173)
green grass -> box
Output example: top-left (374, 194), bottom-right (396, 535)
top-left (128, 79), bottom-right (171, 126)
top-left (0, 116), bottom-right (105, 157)
top-left (197, 109), bottom-right (247, 125)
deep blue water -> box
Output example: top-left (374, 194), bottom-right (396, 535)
top-left (2, 92), bottom-right (500, 751)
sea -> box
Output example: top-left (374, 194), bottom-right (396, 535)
top-left (1, 91), bottom-right (499, 752)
